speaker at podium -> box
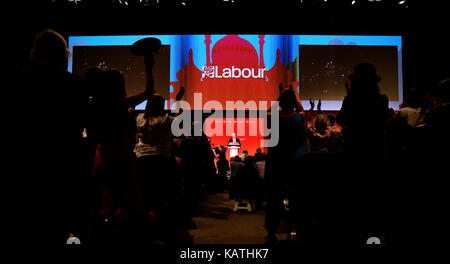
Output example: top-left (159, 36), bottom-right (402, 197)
top-left (227, 133), bottom-right (241, 158)
top-left (227, 142), bottom-right (241, 158)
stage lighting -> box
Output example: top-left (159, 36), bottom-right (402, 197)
top-left (178, 0), bottom-right (191, 6)
top-left (398, 0), bottom-right (406, 4)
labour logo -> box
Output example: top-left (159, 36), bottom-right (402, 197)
top-left (202, 65), bottom-right (266, 79)
top-left (202, 66), bottom-right (215, 79)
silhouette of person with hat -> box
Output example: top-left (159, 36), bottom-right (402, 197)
top-left (337, 62), bottom-right (390, 157)
top-left (336, 63), bottom-right (391, 243)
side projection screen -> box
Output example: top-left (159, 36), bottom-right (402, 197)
top-left (68, 35), bottom-right (403, 110)
top-left (72, 45), bottom-right (171, 101)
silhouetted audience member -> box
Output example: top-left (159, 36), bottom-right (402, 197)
top-left (177, 126), bottom-right (216, 217)
top-left (264, 88), bottom-right (308, 244)
top-left (385, 112), bottom-right (412, 161)
top-left (327, 130), bottom-right (344, 153)
top-left (239, 150), bottom-right (249, 161)
top-left (11, 29), bottom-right (89, 244)
top-left (396, 88), bottom-right (423, 127)
top-left (134, 94), bottom-right (179, 242)
top-left (253, 148), bottom-right (266, 162)
top-left (419, 78), bottom-right (450, 132)
top-left (336, 63), bottom-right (391, 243)
top-left (337, 63), bottom-right (390, 158)
top-left (214, 145), bottom-right (230, 192)
top-left (402, 78), bottom-right (450, 244)
top-left (230, 156), bottom-right (263, 207)
top-left (306, 99), bottom-right (342, 152)
top-left (307, 114), bottom-right (332, 152)
top-left (255, 157), bottom-right (266, 180)
top-left (88, 69), bottom-right (142, 223)
top-left (88, 50), bottom-right (171, 244)
top-left (230, 155), bottom-right (244, 181)
top-left (292, 151), bottom-right (346, 244)
top-left (253, 148), bottom-right (266, 180)
top-left (133, 82), bottom-right (185, 241)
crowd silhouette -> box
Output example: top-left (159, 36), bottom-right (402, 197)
top-left (11, 29), bottom-right (449, 246)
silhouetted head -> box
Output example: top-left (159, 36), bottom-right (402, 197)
top-left (348, 63), bottom-right (381, 98)
top-left (243, 150), bottom-right (248, 155)
top-left (313, 113), bottom-right (329, 132)
top-left (432, 78), bottom-right (450, 104)
top-left (278, 89), bottom-right (298, 113)
top-left (278, 83), bottom-right (284, 93)
top-left (233, 155), bottom-right (242, 162)
top-left (244, 155), bottom-right (255, 167)
top-left (349, 63), bottom-right (381, 83)
top-left (145, 94), bottom-right (166, 118)
top-left (30, 29), bottom-right (70, 70)
top-left (256, 148), bottom-right (262, 154)
top-left (328, 132), bottom-right (344, 152)
top-left (404, 87), bottom-right (424, 108)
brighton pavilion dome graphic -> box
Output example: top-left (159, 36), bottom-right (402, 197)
top-left (169, 35), bottom-right (298, 108)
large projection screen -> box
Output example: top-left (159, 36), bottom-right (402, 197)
top-left (68, 34), bottom-right (403, 110)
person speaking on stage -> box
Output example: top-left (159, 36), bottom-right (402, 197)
top-left (228, 132), bottom-right (241, 147)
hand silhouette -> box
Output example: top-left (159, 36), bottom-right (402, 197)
top-left (309, 98), bottom-right (315, 111)
top-left (279, 83), bottom-right (284, 94)
top-left (176, 86), bottom-right (185, 101)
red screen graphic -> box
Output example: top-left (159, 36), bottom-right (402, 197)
top-left (169, 35), bottom-right (298, 110)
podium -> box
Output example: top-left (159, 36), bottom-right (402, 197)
top-left (227, 142), bottom-right (241, 158)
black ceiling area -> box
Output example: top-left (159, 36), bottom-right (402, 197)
top-left (6, 0), bottom-right (449, 90)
